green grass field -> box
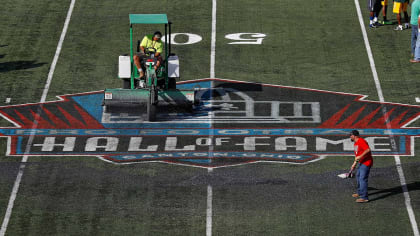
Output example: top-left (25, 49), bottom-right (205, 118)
top-left (0, 0), bottom-right (419, 235)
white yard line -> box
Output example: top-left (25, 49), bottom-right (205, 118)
top-left (41, 0), bottom-right (75, 104)
top-left (0, 155), bottom-right (28, 236)
top-left (0, 0), bottom-right (76, 235)
top-left (206, 0), bottom-right (217, 235)
top-left (395, 155), bottom-right (419, 235)
top-left (206, 182), bottom-right (213, 236)
top-left (354, 0), bottom-right (384, 102)
top-left (354, 1), bottom-right (419, 235)
top-left (210, 0), bottom-right (217, 79)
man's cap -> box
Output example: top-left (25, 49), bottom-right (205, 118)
top-left (153, 31), bottom-right (162, 39)
top-left (350, 130), bottom-right (360, 136)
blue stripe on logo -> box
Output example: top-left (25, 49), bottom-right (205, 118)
top-left (1, 128), bottom-right (419, 136)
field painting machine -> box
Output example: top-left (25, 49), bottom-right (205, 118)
top-left (103, 14), bottom-right (196, 121)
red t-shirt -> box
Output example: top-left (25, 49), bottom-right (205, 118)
top-left (354, 138), bottom-right (373, 167)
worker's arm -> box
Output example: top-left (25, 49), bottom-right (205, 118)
top-left (351, 147), bottom-right (371, 170)
top-left (355, 148), bottom-right (371, 162)
top-left (139, 36), bottom-right (149, 53)
top-left (418, 14), bottom-right (420, 32)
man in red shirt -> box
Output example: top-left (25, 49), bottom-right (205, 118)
top-left (350, 130), bottom-right (373, 203)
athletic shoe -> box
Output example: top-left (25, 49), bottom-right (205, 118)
top-left (356, 198), bottom-right (369, 203)
top-left (410, 59), bottom-right (420, 63)
top-left (394, 25), bottom-right (404, 31)
top-left (369, 24), bottom-right (377, 28)
top-left (374, 21), bottom-right (383, 27)
top-left (352, 193), bottom-right (360, 198)
top-left (404, 23), bottom-right (410, 29)
top-left (139, 81), bottom-right (144, 88)
top-left (381, 20), bottom-right (393, 25)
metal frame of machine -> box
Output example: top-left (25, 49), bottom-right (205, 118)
top-left (103, 14), bottom-right (196, 122)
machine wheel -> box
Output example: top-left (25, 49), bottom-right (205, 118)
top-left (168, 77), bottom-right (176, 89)
top-left (123, 79), bottom-right (130, 89)
top-left (123, 79), bottom-right (138, 89)
top-left (103, 105), bottom-right (116, 113)
top-left (147, 89), bottom-right (157, 121)
top-left (147, 99), bottom-right (157, 121)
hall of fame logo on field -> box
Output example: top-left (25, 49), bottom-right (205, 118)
top-left (0, 79), bottom-right (419, 168)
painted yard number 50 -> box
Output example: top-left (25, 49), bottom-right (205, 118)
top-left (162, 33), bottom-right (266, 45)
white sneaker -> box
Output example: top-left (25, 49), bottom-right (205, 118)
top-left (404, 23), bottom-right (410, 29)
top-left (394, 25), bottom-right (403, 31)
top-left (139, 80), bottom-right (145, 88)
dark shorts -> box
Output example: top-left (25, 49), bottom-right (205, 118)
top-left (368, 0), bottom-right (381, 12)
top-left (136, 51), bottom-right (163, 70)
